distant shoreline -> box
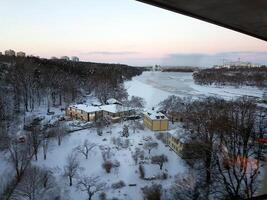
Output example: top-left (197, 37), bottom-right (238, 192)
top-left (161, 67), bottom-right (199, 73)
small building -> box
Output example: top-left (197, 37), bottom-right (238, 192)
top-left (143, 109), bottom-right (168, 131)
top-left (106, 98), bottom-right (122, 105)
top-left (5, 49), bottom-right (16, 56)
top-left (66, 104), bottom-right (134, 123)
top-left (51, 56), bottom-right (58, 60)
top-left (71, 56), bottom-right (79, 62)
top-left (17, 51), bottom-right (26, 57)
top-left (167, 133), bottom-right (184, 155)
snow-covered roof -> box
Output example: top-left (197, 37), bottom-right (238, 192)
top-left (106, 98), bottom-right (121, 105)
top-left (69, 104), bottom-right (132, 114)
top-left (144, 109), bottom-right (168, 120)
top-left (168, 127), bottom-right (190, 143)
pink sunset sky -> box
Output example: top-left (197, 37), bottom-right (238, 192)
top-left (1, 0), bottom-right (267, 66)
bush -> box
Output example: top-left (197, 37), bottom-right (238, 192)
top-left (111, 180), bottom-right (126, 189)
top-left (139, 164), bottom-right (145, 179)
top-left (102, 161), bottom-right (113, 173)
top-left (99, 192), bottom-right (107, 200)
top-left (142, 184), bottom-right (162, 200)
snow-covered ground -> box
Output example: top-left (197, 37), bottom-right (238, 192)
top-left (34, 121), bottom-right (187, 200)
top-left (1, 71), bottom-right (266, 199)
top-left (125, 71), bottom-right (265, 107)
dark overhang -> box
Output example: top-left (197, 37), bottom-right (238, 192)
top-left (137, 0), bottom-right (267, 41)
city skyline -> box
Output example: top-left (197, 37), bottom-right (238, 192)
top-left (1, 0), bottom-right (267, 66)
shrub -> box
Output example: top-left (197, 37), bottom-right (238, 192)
top-left (111, 180), bottom-right (126, 189)
top-left (139, 164), bottom-right (145, 179)
top-left (102, 161), bottom-right (113, 173)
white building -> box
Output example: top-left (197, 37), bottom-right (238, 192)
top-left (60, 56), bottom-right (70, 61)
top-left (220, 60), bottom-right (261, 68)
top-left (71, 56), bottom-right (79, 62)
top-left (17, 51), bottom-right (26, 57)
top-left (5, 49), bottom-right (16, 56)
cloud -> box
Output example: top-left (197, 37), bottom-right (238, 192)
top-left (161, 51), bottom-right (267, 67)
top-left (80, 51), bottom-right (140, 56)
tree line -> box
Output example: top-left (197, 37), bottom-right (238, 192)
top-left (193, 66), bottom-right (267, 88)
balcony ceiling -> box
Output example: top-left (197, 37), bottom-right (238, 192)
top-left (137, 0), bottom-right (267, 41)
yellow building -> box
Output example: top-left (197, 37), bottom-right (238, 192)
top-left (66, 104), bottom-right (133, 123)
top-left (167, 134), bottom-right (184, 155)
top-left (143, 110), bottom-right (168, 131)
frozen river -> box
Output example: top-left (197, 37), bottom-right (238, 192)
top-left (125, 71), bottom-right (265, 107)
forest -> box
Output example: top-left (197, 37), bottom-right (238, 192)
top-left (0, 55), bottom-right (143, 142)
top-left (193, 66), bottom-right (267, 88)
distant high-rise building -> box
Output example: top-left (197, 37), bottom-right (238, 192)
top-left (17, 51), bottom-right (26, 57)
top-left (5, 49), bottom-right (16, 56)
top-left (60, 56), bottom-right (70, 61)
top-left (71, 56), bottom-right (79, 62)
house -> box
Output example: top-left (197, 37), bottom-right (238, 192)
top-left (143, 109), bottom-right (168, 131)
top-left (5, 49), bottom-right (15, 56)
top-left (66, 104), bottom-right (134, 123)
top-left (17, 51), bottom-right (26, 57)
top-left (167, 133), bottom-right (184, 155)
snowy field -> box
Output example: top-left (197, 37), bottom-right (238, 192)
top-left (34, 121), bottom-right (187, 200)
top-left (125, 71), bottom-right (265, 107)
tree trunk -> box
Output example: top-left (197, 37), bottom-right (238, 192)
top-left (69, 176), bottom-right (72, 186)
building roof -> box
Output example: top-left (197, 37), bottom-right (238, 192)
top-left (169, 127), bottom-right (190, 144)
top-left (137, 0), bottom-right (267, 42)
top-left (69, 104), bottom-right (132, 114)
top-left (144, 109), bottom-right (168, 120)
top-left (106, 98), bottom-right (121, 105)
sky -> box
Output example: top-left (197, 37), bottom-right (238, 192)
top-left (1, 0), bottom-right (267, 67)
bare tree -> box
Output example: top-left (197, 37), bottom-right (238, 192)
top-left (159, 95), bottom-right (185, 123)
top-left (12, 165), bottom-right (58, 200)
top-left (144, 141), bottom-right (158, 154)
top-left (55, 122), bottom-right (67, 146)
top-left (168, 172), bottom-right (200, 200)
top-left (28, 125), bottom-right (42, 161)
top-left (75, 140), bottom-right (96, 159)
top-left (8, 141), bottom-right (31, 181)
top-left (151, 155), bottom-right (168, 170)
top-left (42, 136), bottom-right (49, 160)
top-left (132, 147), bottom-right (144, 165)
top-left (76, 175), bottom-right (106, 200)
top-left (122, 125), bottom-right (129, 137)
top-left (64, 152), bottom-right (81, 186)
